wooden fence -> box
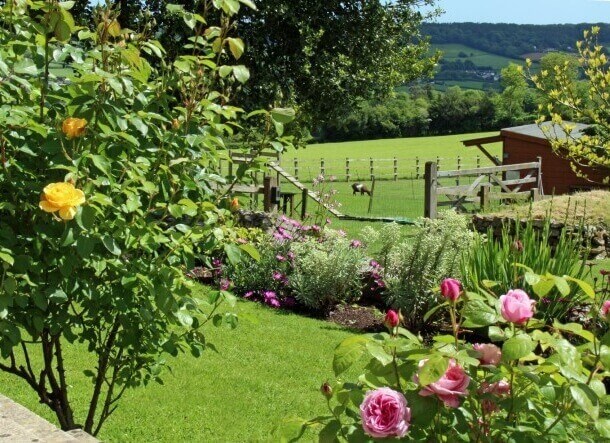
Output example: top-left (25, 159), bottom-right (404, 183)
top-left (424, 160), bottom-right (542, 219)
top-left (290, 155), bottom-right (484, 182)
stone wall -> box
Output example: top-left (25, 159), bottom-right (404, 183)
top-left (471, 215), bottom-right (609, 260)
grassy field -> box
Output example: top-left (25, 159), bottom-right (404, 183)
top-left (431, 43), bottom-right (524, 70)
top-left (0, 289), bottom-right (365, 442)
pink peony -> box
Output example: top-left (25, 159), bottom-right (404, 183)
top-left (440, 278), bottom-right (462, 302)
top-left (473, 343), bottom-right (502, 366)
top-left (360, 388), bottom-right (411, 438)
top-left (416, 359), bottom-right (470, 408)
top-left (384, 310), bottom-right (400, 329)
top-left (600, 300), bottom-right (610, 319)
top-left (499, 289), bottom-right (535, 324)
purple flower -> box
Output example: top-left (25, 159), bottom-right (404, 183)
top-left (370, 260), bottom-right (379, 268)
top-left (272, 271), bottom-right (284, 281)
top-left (325, 218), bottom-right (332, 226)
top-left (337, 230), bottom-right (346, 237)
top-left (350, 240), bottom-right (362, 248)
top-left (311, 225), bottom-right (321, 233)
top-left (244, 291), bottom-right (255, 299)
top-left (219, 278), bottom-right (231, 291)
top-left (276, 254), bottom-right (286, 262)
top-left (287, 251), bottom-right (296, 261)
top-left (263, 290), bottom-right (280, 308)
top-left (273, 232), bottom-right (284, 241)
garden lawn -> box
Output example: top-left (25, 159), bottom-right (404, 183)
top-left (0, 288), bottom-right (362, 442)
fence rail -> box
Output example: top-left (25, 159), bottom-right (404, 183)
top-left (287, 155), bottom-right (486, 182)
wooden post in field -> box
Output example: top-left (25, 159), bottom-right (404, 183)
top-left (436, 156), bottom-right (441, 171)
top-left (416, 157), bottom-right (420, 179)
top-left (367, 176), bottom-right (376, 215)
top-left (346, 158), bottom-right (350, 182)
top-left (293, 158), bottom-right (299, 180)
top-left (479, 185), bottom-right (490, 211)
top-left (369, 158), bottom-right (374, 181)
top-left (301, 188), bottom-right (308, 220)
top-left (393, 157), bottom-right (398, 181)
top-left (457, 156), bottom-right (461, 186)
top-left (530, 188), bottom-right (540, 202)
top-left (263, 176), bottom-right (273, 212)
top-left (424, 162), bottom-right (438, 219)
top-left (320, 158), bottom-right (325, 177)
top-left (254, 171), bottom-right (260, 207)
top-left (476, 155), bottom-right (481, 169)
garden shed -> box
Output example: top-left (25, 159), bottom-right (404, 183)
top-left (462, 122), bottom-right (609, 195)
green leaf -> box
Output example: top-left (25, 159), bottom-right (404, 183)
top-left (365, 341), bottom-right (393, 366)
top-left (238, 243), bottom-right (260, 261)
top-left (553, 276), bottom-right (570, 296)
top-left (102, 235), bottom-right (121, 256)
top-left (3, 276), bottom-right (17, 295)
top-left (226, 37), bottom-right (245, 60)
top-left (552, 320), bottom-right (595, 343)
top-left (564, 276), bottom-right (595, 299)
top-left (461, 299), bottom-right (498, 327)
top-left (0, 251), bottom-right (14, 266)
top-left (502, 334), bottom-right (535, 361)
top-left (271, 107), bottom-right (296, 124)
top-left (49, 289), bottom-right (68, 303)
top-left (423, 301), bottom-right (448, 322)
top-left (333, 336), bottom-right (369, 376)
top-left (417, 354), bottom-right (448, 386)
top-left (232, 65), bottom-right (250, 83)
top-left (76, 237), bottom-right (95, 258)
top-left (224, 243), bottom-right (242, 266)
top-left (91, 155), bottom-right (111, 175)
top-left (570, 383), bottom-right (599, 419)
top-left (595, 419), bottom-right (610, 438)
top-left (76, 205), bottom-right (96, 231)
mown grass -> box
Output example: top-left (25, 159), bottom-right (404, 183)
top-left (431, 43), bottom-right (524, 70)
top-left (0, 290), bottom-right (363, 442)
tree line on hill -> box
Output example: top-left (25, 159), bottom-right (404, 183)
top-left (422, 22), bottom-right (610, 59)
top-left (318, 52), bottom-right (588, 142)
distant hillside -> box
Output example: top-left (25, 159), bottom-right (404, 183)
top-left (422, 23), bottom-right (610, 59)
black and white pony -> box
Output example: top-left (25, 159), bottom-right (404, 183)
top-left (351, 183), bottom-right (371, 196)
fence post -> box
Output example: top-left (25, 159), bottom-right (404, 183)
top-left (456, 156), bottom-right (461, 186)
top-left (476, 155), bottom-right (481, 169)
top-left (416, 157), bottom-right (420, 179)
top-left (293, 158), bottom-right (299, 180)
top-left (301, 188), bottom-right (308, 220)
top-left (424, 162), bottom-right (438, 219)
top-left (436, 156), bottom-right (441, 171)
top-left (536, 156), bottom-right (543, 192)
top-left (263, 176), bottom-right (272, 212)
top-left (479, 185), bottom-right (490, 211)
top-left (393, 157), bottom-right (398, 181)
top-left (530, 188), bottom-right (540, 202)
top-left (320, 158), bottom-right (325, 177)
top-left (367, 176), bottom-right (376, 215)
top-left (370, 158), bottom-right (374, 181)
top-left (346, 158), bottom-right (350, 182)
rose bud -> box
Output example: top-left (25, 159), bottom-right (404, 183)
top-left (440, 278), bottom-right (462, 302)
top-left (384, 310), bottom-right (400, 330)
top-left (320, 382), bottom-right (333, 399)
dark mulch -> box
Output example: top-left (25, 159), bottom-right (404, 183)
top-left (327, 305), bottom-right (384, 332)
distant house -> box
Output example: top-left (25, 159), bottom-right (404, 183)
top-left (462, 122), bottom-right (609, 195)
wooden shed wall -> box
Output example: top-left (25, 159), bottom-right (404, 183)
top-left (502, 133), bottom-right (609, 195)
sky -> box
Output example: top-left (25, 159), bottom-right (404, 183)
top-left (429, 0), bottom-right (610, 24)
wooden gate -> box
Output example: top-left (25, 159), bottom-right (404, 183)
top-left (424, 160), bottom-right (542, 219)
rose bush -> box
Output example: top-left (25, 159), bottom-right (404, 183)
top-left (278, 269), bottom-right (610, 441)
top-left (0, 0), bottom-right (292, 436)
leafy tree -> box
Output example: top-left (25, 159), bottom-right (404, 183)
top-left (529, 27), bottom-right (610, 179)
top-left (0, 0), bottom-right (290, 436)
top-left (495, 63), bottom-right (530, 126)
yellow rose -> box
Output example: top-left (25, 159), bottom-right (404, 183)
top-left (62, 117), bottom-right (87, 139)
top-left (39, 182), bottom-right (86, 221)
top-left (230, 197), bottom-right (239, 212)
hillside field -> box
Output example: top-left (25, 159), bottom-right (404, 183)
top-left (431, 43), bottom-right (524, 70)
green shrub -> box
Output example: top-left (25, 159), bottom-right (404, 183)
top-left (381, 211), bottom-right (473, 331)
top-left (291, 230), bottom-right (367, 312)
top-left (460, 217), bottom-right (588, 323)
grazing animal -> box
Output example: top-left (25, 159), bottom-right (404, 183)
top-left (352, 182), bottom-right (371, 196)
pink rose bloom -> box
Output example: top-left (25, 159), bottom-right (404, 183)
top-left (473, 343), bottom-right (502, 366)
top-left (440, 278), bottom-right (462, 302)
top-left (359, 388), bottom-right (411, 438)
top-left (478, 380), bottom-right (511, 414)
top-left (500, 289), bottom-right (535, 324)
top-left (416, 359), bottom-right (470, 408)
top-left (601, 300), bottom-right (610, 319)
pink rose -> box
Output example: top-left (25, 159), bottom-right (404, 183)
top-left (360, 388), bottom-right (411, 438)
top-left (384, 310), bottom-right (400, 329)
top-left (416, 359), bottom-right (470, 408)
top-left (440, 278), bottom-right (462, 302)
top-left (499, 289), bottom-right (535, 324)
top-left (500, 289), bottom-right (536, 324)
top-left (478, 380), bottom-right (511, 414)
top-left (600, 300), bottom-right (610, 319)
top-left (473, 343), bottom-right (502, 366)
